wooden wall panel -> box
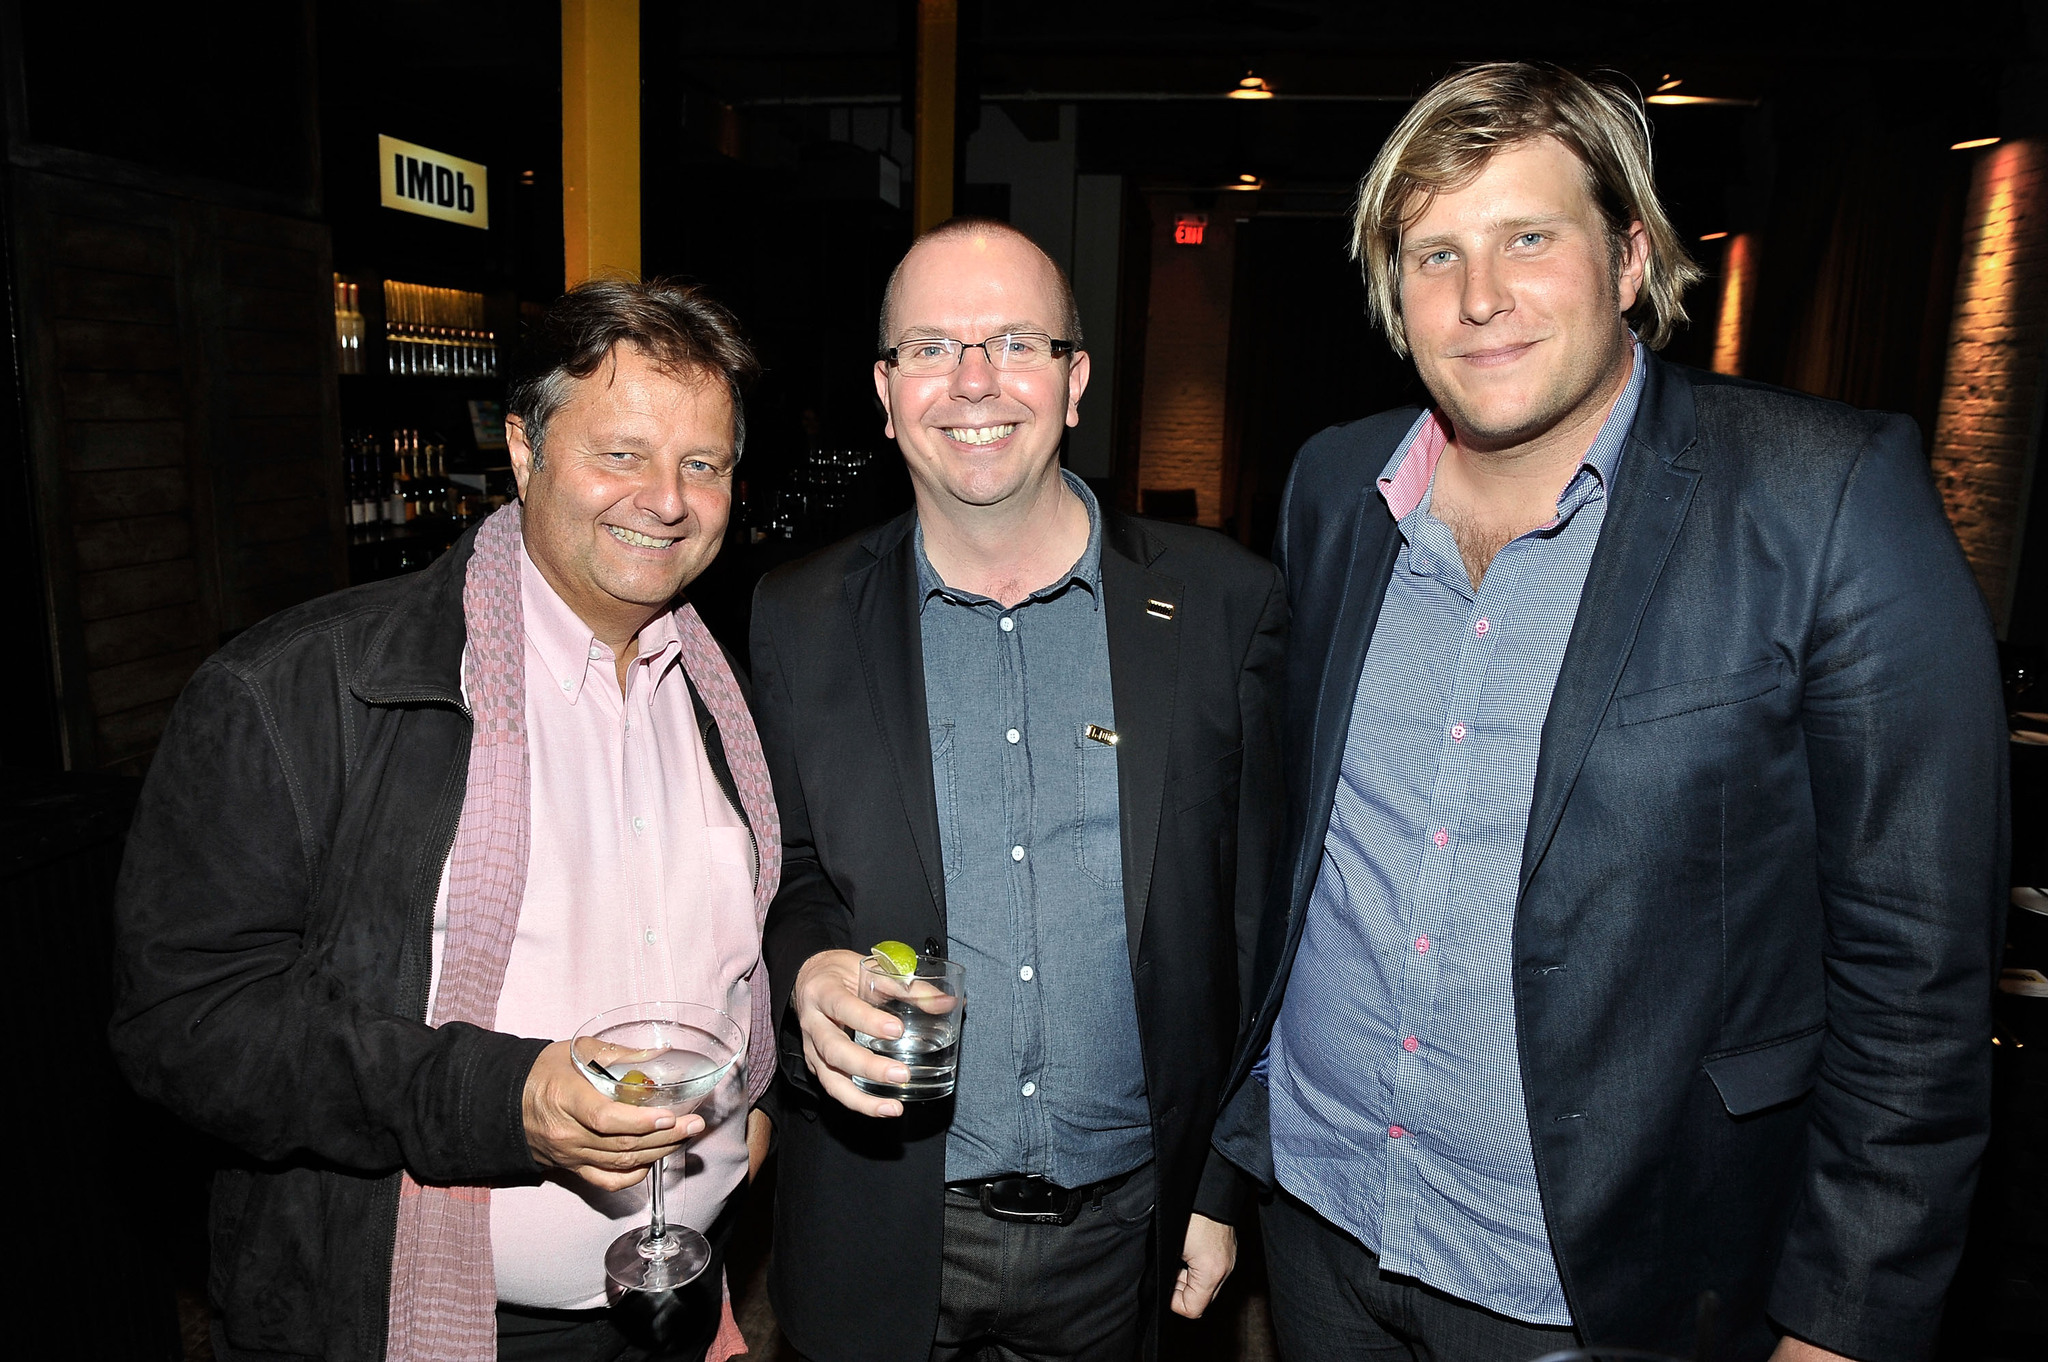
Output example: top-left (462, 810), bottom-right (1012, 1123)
top-left (10, 168), bottom-right (341, 771)
top-left (74, 515), bottom-right (193, 575)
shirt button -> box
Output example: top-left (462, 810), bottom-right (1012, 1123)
top-left (588, 644), bottom-right (603, 660)
top-left (1021, 1081), bottom-right (1037, 1097)
top-left (1403, 1036), bottom-right (1420, 1053)
top-left (561, 678), bottom-right (574, 692)
top-left (1019, 965), bottom-right (1034, 981)
top-left (1432, 828), bottom-right (1449, 848)
top-left (1000, 616), bottom-right (1015, 633)
top-left (1388, 1125), bottom-right (1407, 1139)
top-left (633, 816), bottom-right (647, 833)
top-left (1451, 723), bottom-right (1467, 741)
top-left (644, 928), bottom-right (657, 944)
top-left (1416, 935), bottom-right (1430, 953)
top-left (1474, 618), bottom-right (1490, 636)
top-left (1011, 845), bottom-right (1025, 861)
top-left (1006, 728), bottom-right (1021, 744)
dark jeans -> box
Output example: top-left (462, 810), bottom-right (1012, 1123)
top-left (1262, 1189), bottom-right (1578, 1362)
top-left (496, 1303), bottom-right (697, 1362)
top-left (929, 1161), bottom-right (1157, 1362)
top-left (496, 1189), bottom-right (742, 1362)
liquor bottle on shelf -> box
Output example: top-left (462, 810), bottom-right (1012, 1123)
top-left (431, 444), bottom-right (450, 518)
top-left (333, 276), bottom-right (366, 374)
top-left (386, 433), bottom-right (408, 526)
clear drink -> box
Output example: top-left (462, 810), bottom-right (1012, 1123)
top-left (850, 955), bottom-right (966, 1101)
top-left (581, 1044), bottom-right (727, 1111)
top-left (569, 1003), bottom-right (743, 1297)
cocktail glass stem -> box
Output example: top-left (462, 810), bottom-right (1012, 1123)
top-left (640, 1153), bottom-right (678, 1261)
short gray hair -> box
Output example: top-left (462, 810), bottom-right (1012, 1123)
top-left (508, 278), bottom-right (760, 467)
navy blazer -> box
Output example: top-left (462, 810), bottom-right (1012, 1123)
top-left (1211, 353), bottom-right (2007, 1362)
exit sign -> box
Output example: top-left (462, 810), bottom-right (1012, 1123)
top-left (1174, 212), bottom-right (1208, 245)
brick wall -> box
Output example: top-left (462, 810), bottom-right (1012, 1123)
top-left (1134, 195), bottom-right (1236, 527)
top-left (1710, 233), bottom-right (1758, 376)
top-left (1929, 138), bottom-right (2048, 629)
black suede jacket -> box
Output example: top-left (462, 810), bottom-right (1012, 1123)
top-left (109, 526), bottom-right (750, 1362)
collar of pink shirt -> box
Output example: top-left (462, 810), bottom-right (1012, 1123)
top-left (519, 548), bottom-right (686, 706)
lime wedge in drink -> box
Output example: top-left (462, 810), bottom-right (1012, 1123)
top-left (871, 940), bottom-right (919, 978)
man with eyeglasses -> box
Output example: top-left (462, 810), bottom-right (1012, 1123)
top-left (750, 218), bottom-right (1288, 1361)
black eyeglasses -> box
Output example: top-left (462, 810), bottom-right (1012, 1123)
top-left (882, 332), bottom-right (1076, 376)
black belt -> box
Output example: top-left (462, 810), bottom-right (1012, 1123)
top-left (946, 1167), bottom-right (1140, 1225)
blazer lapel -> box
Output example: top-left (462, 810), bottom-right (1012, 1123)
top-left (1520, 357), bottom-right (1702, 893)
top-left (842, 515), bottom-right (949, 928)
top-left (1102, 513), bottom-right (1180, 968)
top-left (1291, 490), bottom-right (1402, 917)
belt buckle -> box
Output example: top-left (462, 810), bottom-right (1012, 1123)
top-left (977, 1176), bottom-right (1082, 1226)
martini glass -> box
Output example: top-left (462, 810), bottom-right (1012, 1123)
top-left (571, 1002), bottom-right (744, 1296)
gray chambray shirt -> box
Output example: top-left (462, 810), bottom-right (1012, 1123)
top-left (916, 471), bottom-right (1153, 1187)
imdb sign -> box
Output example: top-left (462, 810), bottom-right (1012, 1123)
top-left (379, 134), bottom-right (489, 230)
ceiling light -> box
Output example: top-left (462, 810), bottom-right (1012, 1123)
top-left (1952, 136), bottom-right (2001, 150)
top-left (1646, 94), bottom-right (1757, 107)
top-left (1238, 173), bottom-right (1259, 183)
top-left (1699, 231), bottom-right (1729, 241)
top-left (1229, 174), bottom-right (1264, 191)
top-left (1656, 77), bottom-right (1683, 93)
top-left (1229, 73), bottom-right (1274, 101)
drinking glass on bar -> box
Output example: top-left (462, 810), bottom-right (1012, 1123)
top-left (851, 954), bottom-right (966, 1100)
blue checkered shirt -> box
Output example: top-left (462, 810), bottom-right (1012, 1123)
top-left (1265, 343), bottom-right (1646, 1324)
top-left (916, 473), bottom-right (1154, 1187)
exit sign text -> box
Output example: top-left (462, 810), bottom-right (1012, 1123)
top-left (1174, 213), bottom-right (1208, 246)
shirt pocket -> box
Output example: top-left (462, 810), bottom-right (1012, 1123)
top-left (1075, 725), bottom-right (1124, 890)
top-left (929, 721), bottom-right (961, 879)
top-left (705, 825), bottom-right (754, 870)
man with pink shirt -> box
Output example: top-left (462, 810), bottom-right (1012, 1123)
top-left (111, 280), bottom-right (777, 1362)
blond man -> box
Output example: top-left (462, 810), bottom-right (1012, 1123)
top-left (1210, 62), bottom-right (2004, 1362)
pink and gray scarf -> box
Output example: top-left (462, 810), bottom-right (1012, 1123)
top-left (384, 503), bottom-right (782, 1361)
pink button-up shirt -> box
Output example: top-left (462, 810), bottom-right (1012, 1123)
top-left (429, 543), bottom-right (759, 1310)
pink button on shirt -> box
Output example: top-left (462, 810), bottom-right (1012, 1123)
top-left (429, 544), bottom-right (760, 1310)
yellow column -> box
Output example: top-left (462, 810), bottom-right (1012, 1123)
top-left (562, 0), bottom-right (640, 286)
top-left (913, 0), bottom-right (958, 233)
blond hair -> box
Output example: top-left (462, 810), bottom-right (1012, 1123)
top-left (1352, 62), bottom-right (1702, 357)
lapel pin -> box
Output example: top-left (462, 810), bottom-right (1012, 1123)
top-left (1145, 598), bottom-right (1176, 621)
top-left (1084, 724), bottom-right (1119, 746)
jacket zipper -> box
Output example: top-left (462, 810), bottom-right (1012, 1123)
top-left (374, 695), bottom-right (470, 1361)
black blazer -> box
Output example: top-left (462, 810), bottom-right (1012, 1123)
top-left (753, 507), bottom-right (1287, 1362)
top-left (1212, 354), bottom-right (2007, 1362)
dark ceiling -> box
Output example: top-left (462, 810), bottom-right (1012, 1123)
top-left (662, 1), bottom-right (2041, 107)
top-left (651, 2), bottom-right (2041, 229)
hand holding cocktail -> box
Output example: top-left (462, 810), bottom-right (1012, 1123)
top-left (568, 1002), bottom-right (744, 1298)
top-left (521, 1040), bottom-right (703, 1191)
